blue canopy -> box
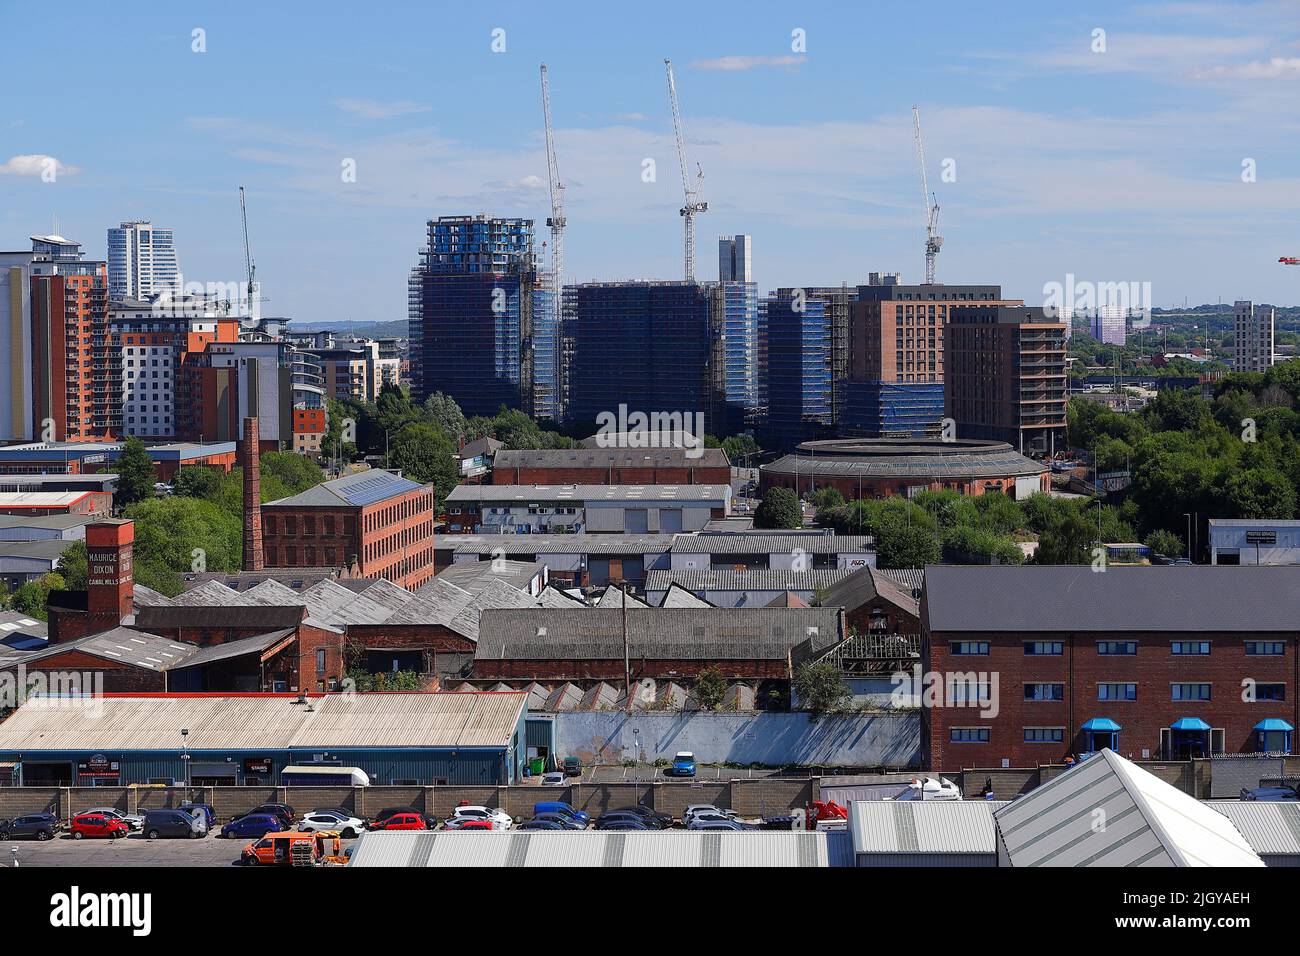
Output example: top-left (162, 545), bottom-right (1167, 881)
top-left (1253, 718), bottom-right (1294, 733)
top-left (1081, 718), bottom-right (1121, 732)
top-left (1171, 717), bottom-right (1211, 732)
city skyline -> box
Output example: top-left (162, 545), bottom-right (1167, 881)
top-left (3, 2), bottom-right (1300, 324)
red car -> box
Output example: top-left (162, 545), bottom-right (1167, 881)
top-left (445, 820), bottom-right (494, 831)
top-left (71, 813), bottom-right (129, 840)
top-left (369, 812), bottom-right (428, 831)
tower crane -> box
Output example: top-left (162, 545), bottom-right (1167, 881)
top-left (239, 186), bottom-right (256, 297)
top-left (665, 58), bottom-right (707, 282)
top-left (912, 106), bottom-right (944, 284)
top-left (540, 64), bottom-right (565, 328)
top-left (1281, 257), bottom-right (1299, 265)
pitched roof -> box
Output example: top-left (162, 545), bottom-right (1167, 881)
top-left (492, 446), bottom-right (730, 470)
top-left (817, 565), bottom-right (919, 619)
top-left (925, 565), bottom-right (1300, 633)
top-left (134, 604), bottom-right (307, 631)
top-left (435, 559), bottom-right (545, 595)
top-left (167, 629), bottom-right (296, 669)
top-left (657, 583), bottom-right (715, 609)
top-left (994, 749), bottom-right (1263, 867)
top-left (0, 626), bottom-right (197, 672)
top-left (850, 800), bottom-right (1007, 856)
top-left (263, 469), bottom-right (426, 509)
top-left (474, 607), bottom-right (842, 661)
top-left (444, 533), bottom-right (676, 556)
top-left (669, 534), bottom-right (874, 554)
top-left (645, 569), bottom-right (855, 593)
top-left (445, 483), bottom-right (730, 504)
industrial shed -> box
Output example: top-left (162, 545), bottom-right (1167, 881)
top-left (348, 829), bottom-right (853, 867)
top-left (849, 800), bottom-right (1006, 867)
top-left (0, 691), bottom-right (529, 787)
top-left (1206, 801), bottom-right (1300, 867)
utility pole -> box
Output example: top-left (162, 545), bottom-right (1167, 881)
top-left (620, 581), bottom-right (631, 711)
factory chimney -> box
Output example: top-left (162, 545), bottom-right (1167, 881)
top-left (242, 416), bottom-right (264, 571)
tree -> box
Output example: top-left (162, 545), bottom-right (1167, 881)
top-left (1033, 509), bottom-right (1097, 564)
top-left (260, 451), bottom-right (324, 496)
top-left (126, 497), bottom-right (242, 596)
top-left (1144, 529), bottom-right (1184, 560)
top-left (692, 666), bottom-right (727, 711)
top-left (792, 662), bottom-right (852, 713)
top-left (116, 436), bottom-right (156, 506)
top-left (388, 422), bottom-right (460, 502)
top-left (423, 392), bottom-right (467, 445)
top-left (754, 487), bottom-right (802, 529)
top-left (9, 572), bottom-right (66, 621)
top-left (721, 433), bottom-right (760, 465)
top-left (172, 466), bottom-right (227, 500)
top-left (57, 541), bottom-right (88, 590)
top-left (877, 521), bottom-right (940, 569)
top-left (1224, 467), bottom-right (1298, 519)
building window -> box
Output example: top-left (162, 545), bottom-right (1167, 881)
top-left (950, 727), bottom-right (989, 743)
top-left (1024, 641), bottom-right (1063, 656)
top-left (1172, 683), bottom-right (1212, 701)
top-left (949, 641), bottom-right (989, 656)
top-left (1254, 683), bottom-right (1286, 702)
top-left (1024, 683), bottom-right (1064, 701)
top-left (1098, 683), bottom-right (1136, 701)
top-left (1024, 727), bottom-right (1065, 743)
top-left (1246, 641), bottom-right (1285, 656)
top-left (316, 649), bottom-right (326, 673)
top-left (1171, 641), bottom-right (1211, 656)
top-left (1097, 641), bottom-right (1137, 656)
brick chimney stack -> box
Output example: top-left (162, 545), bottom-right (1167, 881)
top-left (86, 519), bottom-right (134, 622)
top-left (242, 416), bottom-right (265, 571)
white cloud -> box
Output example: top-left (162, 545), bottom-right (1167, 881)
top-left (0, 154), bottom-right (75, 177)
top-left (334, 98), bottom-right (431, 120)
top-left (1192, 56), bottom-right (1300, 79)
top-left (691, 55), bottom-right (804, 71)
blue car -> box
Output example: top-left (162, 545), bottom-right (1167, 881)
top-left (664, 751), bottom-right (696, 778)
top-left (180, 803), bottom-right (216, 828)
top-left (219, 813), bottom-right (283, 840)
top-left (531, 801), bottom-right (589, 826)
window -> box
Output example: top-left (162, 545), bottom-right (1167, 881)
top-left (1098, 683), bottom-right (1136, 701)
top-left (1024, 641), bottom-right (1063, 656)
top-left (1024, 683), bottom-right (1064, 701)
top-left (1253, 683), bottom-right (1286, 702)
top-left (1024, 727), bottom-right (1065, 743)
top-left (1098, 641), bottom-right (1137, 656)
top-left (1246, 641), bottom-right (1285, 656)
top-left (1171, 641), bottom-right (1211, 656)
top-left (949, 641), bottom-right (989, 656)
top-left (950, 727), bottom-right (989, 743)
top-left (1172, 683), bottom-right (1212, 701)
top-left (316, 649), bottom-right (326, 672)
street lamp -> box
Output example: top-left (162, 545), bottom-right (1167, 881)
top-left (1183, 513), bottom-right (1192, 562)
top-left (180, 728), bottom-right (191, 795)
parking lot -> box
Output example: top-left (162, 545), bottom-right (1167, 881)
top-left (1, 833), bottom-right (261, 867)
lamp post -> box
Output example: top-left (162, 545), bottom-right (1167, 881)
top-left (180, 728), bottom-right (190, 796)
top-left (1183, 513), bottom-right (1192, 562)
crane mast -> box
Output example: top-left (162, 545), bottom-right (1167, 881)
top-left (239, 186), bottom-right (256, 298)
top-left (540, 65), bottom-right (565, 316)
top-left (665, 58), bottom-right (707, 281)
top-left (912, 106), bottom-right (944, 284)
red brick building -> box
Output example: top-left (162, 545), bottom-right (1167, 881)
top-left (921, 565), bottom-right (1300, 772)
top-left (261, 469), bottom-right (436, 589)
top-left (491, 447), bottom-right (731, 486)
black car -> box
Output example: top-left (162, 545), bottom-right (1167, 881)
top-left (518, 819), bottom-right (567, 831)
top-left (237, 804), bottom-right (295, 827)
top-left (0, 813), bottom-right (57, 841)
top-left (594, 812), bottom-right (655, 831)
top-left (143, 808), bottom-right (206, 840)
top-left (608, 805), bottom-right (672, 828)
top-left (373, 806), bottom-right (423, 824)
top-left (532, 812), bottom-right (585, 830)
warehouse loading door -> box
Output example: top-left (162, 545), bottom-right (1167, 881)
top-left (625, 509), bottom-right (649, 534)
top-left (660, 508), bottom-right (683, 533)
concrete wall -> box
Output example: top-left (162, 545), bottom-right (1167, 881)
top-left (554, 711), bottom-right (920, 769)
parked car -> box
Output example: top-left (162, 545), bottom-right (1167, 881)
top-left (443, 819), bottom-right (495, 831)
top-left (447, 806), bottom-right (512, 830)
top-left (663, 751), bottom-right (696, 778)
top-left (541, 772), bottom-right (567, 786)
top-left (70, 813), bottom-right (129, 840)
top-left (372, 806), bottom-right (422, 824)
top-left (688, 819), bottom-right (754, 831)
top-left (368, 812), bottom-right (428, 831)
top-left (532, 801), bottom-right (589, 826)
top-left (241, 830), bottom-right (345, 866)
top-left (298, 811), bottom-right (367, 839)
top-left (562, 756), bottom-right (582, 777)
top-left (242, 803), bottom-right (295, 824)
top-left (531, 812), bottom-right (585, 830)
top-left (518, 819), bottom-right (567, 831)
top-left (683, 804), bottom-right (737, 825)
top-left (594, 812), bottom-right (655, 831)
top-left (609, 805), bottom-right (672, 828)
top-left (179, 802), bottom-right (216, 827)
top-left (143, 808), bottom-right (207, 840)
top-left (1241, 786), bottom-right (1300, 801)
top-left (81, 807), bottom-right (144, 831)
top-left (0, 813), bottom-right (58, 841)
top-left (219, 813), bottom-right (284, 840)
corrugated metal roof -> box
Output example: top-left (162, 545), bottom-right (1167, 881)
top-left (445, 533), bottom-right (677, 556)
top-left (762, 444), bottom-right (1045, 480)
top-left (658, 584), bottom-right (714, 608)
top-left (1206, 801), bottom-right (1300, 856)
top-left (264, 469), bottom-right (426, 508)
top-left (994, 750), bottom-right (1263, 867)
top-left (818, 565), bottom-right (919, 617)
top-left (850, 800), bottom-right (1006, 855)
top-left (926, 566), bottom-right (1300, 633)
top-left (446, 484), bottom-right (729, 504)
top-left (646, 569), bottom-right (854, 592)
top-left (348, 830), bottom-right (842, 867)
top-left (0, 692), bottom-right (525, 752)
top-left (493, 447), bottom-right (729, 470)
top-left (670, 535), bottom-right (875, 554)
top-left (436, 560), bottom-right (545, 595)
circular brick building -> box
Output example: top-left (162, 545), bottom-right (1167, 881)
top-left (759, 438), bottom-right (1049, 500)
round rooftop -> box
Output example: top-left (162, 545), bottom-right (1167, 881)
top-left (764, 437), bottom-right (1045, 480)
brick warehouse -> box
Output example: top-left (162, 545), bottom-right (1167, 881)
top-left (490, 447), bottom-right (732, 486)
top-left (921, 565), bottom-right (1300, 771)
top-left (261, 468), bottom-right (436, 590)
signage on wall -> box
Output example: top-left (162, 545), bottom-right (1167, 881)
top-left (243, 757), bottom-right (272, 775)
top-left (77, 754), bottom-right (120, 778)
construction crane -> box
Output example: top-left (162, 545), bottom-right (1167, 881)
top-left (665, 58), bottom-right (707, 282)
top-left (1280, 257), bottom-right (1299, 265)
top-left (912, 106), bottom-right (944, 284)
top-left (540, 64), bottom-right (565, 332)
top-left (239, 186), bottom-right (256, 297)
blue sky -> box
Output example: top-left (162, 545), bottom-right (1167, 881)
top-left (3, 0), bottom-right (1300, 322)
